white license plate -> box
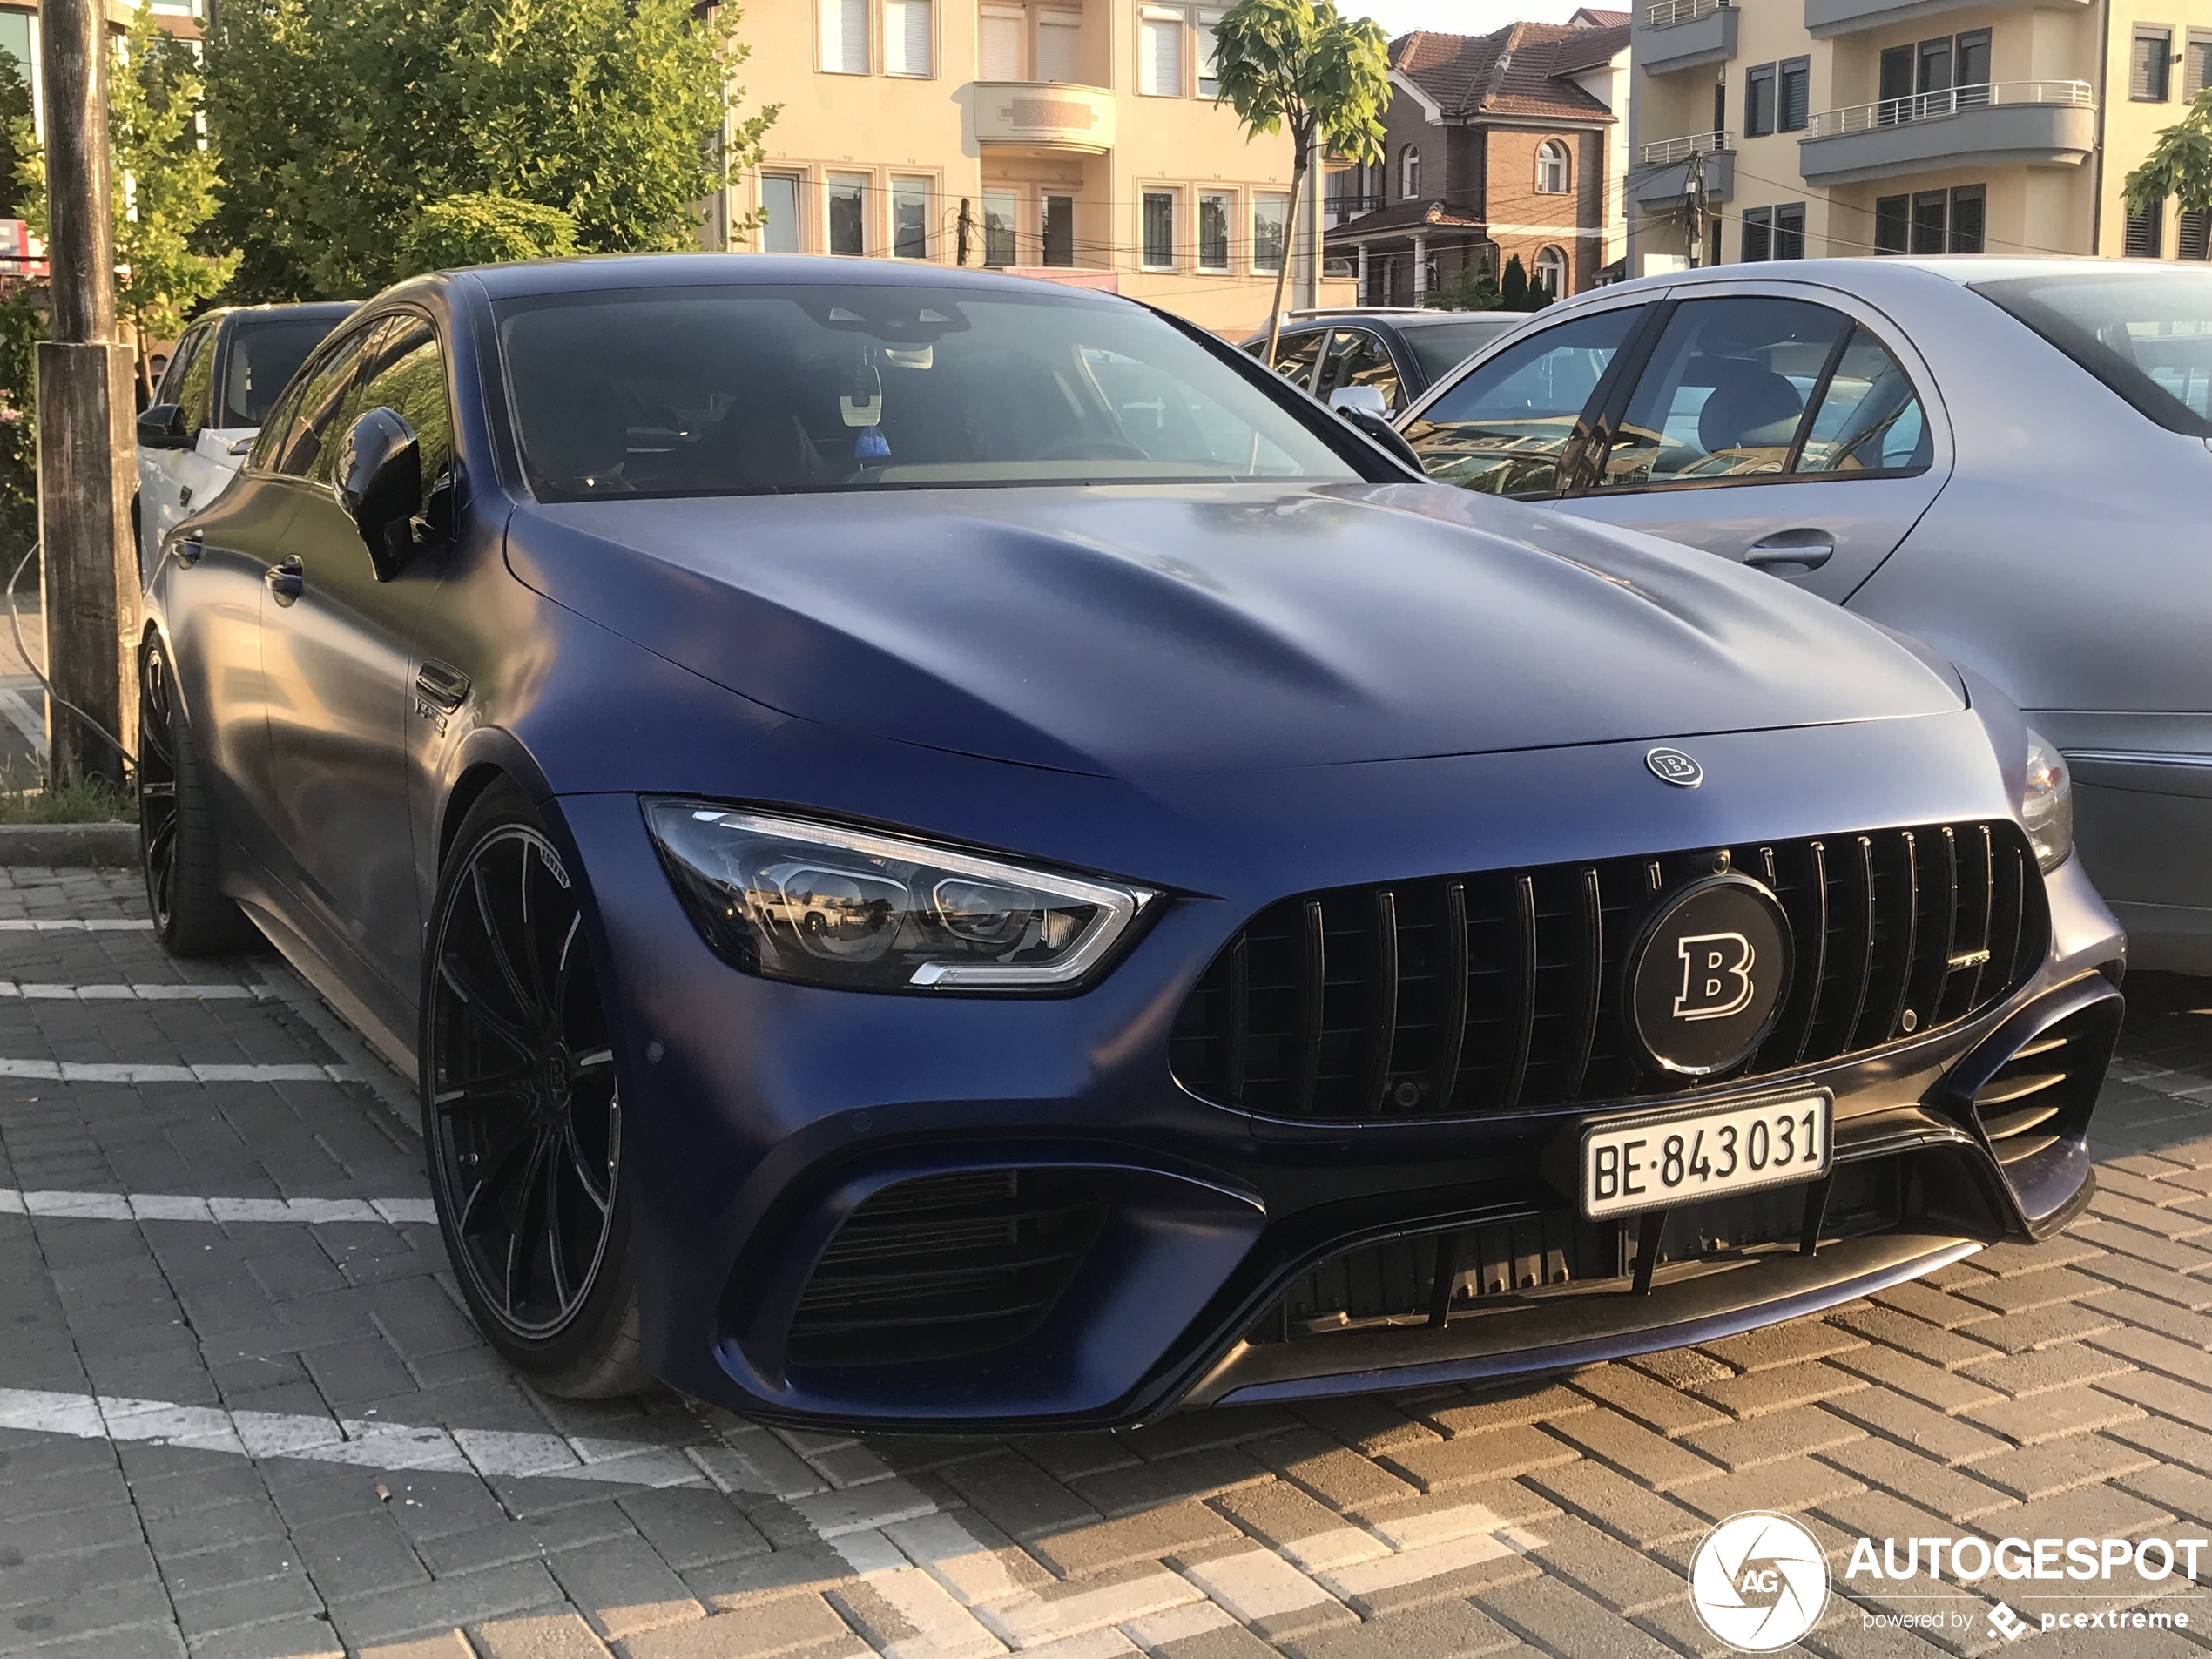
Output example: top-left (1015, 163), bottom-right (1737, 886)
top-left (1581, 1092), bottom-right (1832, 1220)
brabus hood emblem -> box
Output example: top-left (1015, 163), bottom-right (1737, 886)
top-left (1647, 747), bottom-right (1703, 788)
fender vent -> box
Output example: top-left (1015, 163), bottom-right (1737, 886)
top-left (787, 1170), bottom-right (1105, 1368)
top-left (1973, 1007), bottom-right (2108, 1167)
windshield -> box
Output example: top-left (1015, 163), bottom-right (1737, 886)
top-left (1973, 270), bottom-right (2212, 437)
top-left (222, 317), bottom-right (346, 428)
top-left (1400, 317), bottom-right (1521, 383)
top-left (494, 283), bottom-right (1363, 500)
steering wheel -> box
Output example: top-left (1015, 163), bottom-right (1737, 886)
top-left (1035, 436), bottom-right (1150, 462)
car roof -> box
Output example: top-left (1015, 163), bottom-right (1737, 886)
top-left (199, 301), bottom-right (358, 326)
top-left (1591, 255), bottom-right (2198, 305)
top-left (443, 253), bottom-right (1135, 305)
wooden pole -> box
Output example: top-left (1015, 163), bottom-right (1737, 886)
top-left (37, 0), bottom-right (138, 785)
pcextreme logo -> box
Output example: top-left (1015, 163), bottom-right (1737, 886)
top-left (1687, 1511), bottom-right (1830, 1652)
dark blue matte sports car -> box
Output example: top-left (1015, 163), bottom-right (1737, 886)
top-left (139, 254), bottom-right (2126, 1429)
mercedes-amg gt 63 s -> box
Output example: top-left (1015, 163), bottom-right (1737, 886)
top-left (139, 255), bottom-right (2124, 1429)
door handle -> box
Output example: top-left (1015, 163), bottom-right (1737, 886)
top-left (175, 531), bottom-right (203, 567)
top-left (178, 484), bottom-right (192, 509)
top-left (414, 660), bottom-right (470, 713)
top-left (265, 556), bottom-right (303, 604)
top-left (1743, 532), bottom-right (1836, 571)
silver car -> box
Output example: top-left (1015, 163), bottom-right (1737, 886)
top-left (1394, 258), bottom-right (2212, 973)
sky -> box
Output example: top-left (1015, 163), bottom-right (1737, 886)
top-left (1342, 0), bottom-right (1590, 36)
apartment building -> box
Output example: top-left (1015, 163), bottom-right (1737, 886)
top-left (1628, 0), bottom-right (2212, 269)
top-left (1322, 12), bottom-right (1632, 304)
top-left (0, 0), bottom-right (204, 137)
top-left (724, 0), bottom-right (1349, 334)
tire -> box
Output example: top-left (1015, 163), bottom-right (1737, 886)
top-left (138, 640), bottom-right (251, 956)
top-left (421, 781), bottom-right (645, 1398)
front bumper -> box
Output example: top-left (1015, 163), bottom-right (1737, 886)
top-left (557, 711), bottom-right (2128, 1432)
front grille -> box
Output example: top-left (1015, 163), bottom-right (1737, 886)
top-left (787, 1170), bottom-right (1105, 1368)
top-left (1254, 1158), bottom-right (1905, 1344)
top-left (1171, 821), bottom-right (2046, 1122)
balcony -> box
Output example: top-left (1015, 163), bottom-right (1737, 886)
top-left (1798, 80), bottom-right (2094, 186)
top-left (1632, 133), bottom-right (1735, 207)
top-left (971, 82), bottom-right (1116, 153)
top-left (1806, 0), bottom-right (2088, 38)
top-left (1634, 0), bottom-right (1736, 75)
top-left (1324, 192), bottom-right (1383, 228)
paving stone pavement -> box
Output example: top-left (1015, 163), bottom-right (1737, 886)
top-left (1, 867), bottom-right (2210, 1659)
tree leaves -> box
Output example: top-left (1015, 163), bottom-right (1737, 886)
top-left (2125, 88), bottom-right (2212, 221)
top-left (1211, 0), bottom-right (1388, 165)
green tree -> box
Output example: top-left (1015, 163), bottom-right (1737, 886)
top-left (2126, 87), bottom-right (2212, 227)
top-left (206, 0), bottom-right (777, 300)
top-left (1211, 0), bottom-right (1388, 363)
top-left (14, 4), bottom-right (239, 388)
top-left (1424, 259), bottom-right (1498, 311)
top-left (1499, 253), bottom-right (1528, 311)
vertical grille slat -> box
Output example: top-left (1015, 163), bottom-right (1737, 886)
top-left (1170, 819), bottom-right (2045, 1122)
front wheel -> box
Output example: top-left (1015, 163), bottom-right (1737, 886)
top-left (421, 784), bottom-right (644, 1397)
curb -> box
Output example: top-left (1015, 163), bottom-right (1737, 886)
top-left (0, 822), bottom-right (138, 867)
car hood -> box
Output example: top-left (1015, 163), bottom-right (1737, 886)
top-left (502, 482), bottom-right (1965, 778)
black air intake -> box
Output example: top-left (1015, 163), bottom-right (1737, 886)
top-left (1170, 821), bottom-right (2046, 1122)
top-left (786, 1170), bottom-right (1105, 1368)
top-left (1964, 993), bottom-right (2122, 1232)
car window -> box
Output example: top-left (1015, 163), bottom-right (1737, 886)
top-left (1972, 269), bottom-right (2212, 438)
top-left (342, 320), bottom-right (455, 511)
top-left (1315, 327), bottom-right (1401, 411)
top-left (1265, 329), bottom-right (1327, 391)
top-left (1597, 299), bottom-right (1930, 489)
top-left (265, 327), bottom-right (375, 478)
top-left (222, 315), bottom-right (347, 428)
top-left (495, 284), bottom-right (1362, 499)
top-left (1399, 318), bottom-right (1521, 384)
top-left (167, 324), bottom-right (217, 436)
top-left (1400, 307), bottom-right (1642, 496)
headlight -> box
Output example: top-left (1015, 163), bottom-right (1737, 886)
top-left (2022, 727), bottom-right (2074, 873)
top-left (643, 801), bottom-right (1155, 992)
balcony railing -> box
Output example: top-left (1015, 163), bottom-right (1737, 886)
top-left (1638, 130), bottom-right (1728, 166)
top-left (1324, 192), bottom-right (1383, 226)
top-left (1642, 0), bottom-right (1728, 28)
top-left (1804, 79), bottom-right (2091, 139)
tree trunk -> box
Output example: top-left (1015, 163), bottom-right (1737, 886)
top-left (1261, 125), bottom-right (1310, 370)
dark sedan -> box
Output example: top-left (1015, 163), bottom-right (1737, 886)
top-left (1241, 308), bottom-right (1527, 415)
top-left (139, 255), bottom-right (2124, 1429)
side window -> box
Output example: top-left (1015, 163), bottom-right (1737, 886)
top-left (169, 326), bottom-right (218, 435)
top-left (343, 320), bottom-right (455, 511)
top-left (1596, 298), bottom-right (1925, 489)
top-left (266, 327), bottom-right (377, 478)
top-left (1268, 329), bottom-right (1327, 390)
top-left (1315, 328), bottom-right (1402, 411)
top-left (1400, 307), bottom-right (1642, 496)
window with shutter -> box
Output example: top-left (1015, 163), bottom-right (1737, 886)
top-left (981, 8), bottom-right (1022, 78)
top-left (2186, 31), bottom-right (2211, 99)
top-left (1140, 12), bottom-right (1182, 95)
top-left (1197, 12), bottom-right (1222, 98)
top-left (2134, 28), bottom-right (2173, 101)
top-left (2126, 200), bottom-right (2165, 258)
top-left (1143, 191), bottom-right (1176, 268)
top-left (1038, 13), bottom-right (1081, 81)
top-left (1874, 195), bottom-right (1908, 254)
top-left (1745, 63), bottom-right (1775, 136)
top-left (1779, 57), bottom-right (1809, 132)
top-left (820, 0), bottom-right (867, 74)
top-left (2180, 210), bottom-right (2210, 261)
top-left (1947, 185), bottom-right (1984, 253)
top-left (885, 0), bottom-right (931, 77)
top-left (1741, 206), bottom-right (1770, 262)
top-left (1775, 203), bottom-right (1805, 259)
top-left (1911, 192), bottom-right (1946, 253)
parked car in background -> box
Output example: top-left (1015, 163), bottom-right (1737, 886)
top-left (1242, 307), bottom-right (1527, 415)
top-left (1396, 258), bottom-right (2212, 973)
top-left (134, 302), bottom-right (355, 571)
top-left (141, 254), bottom-right (2120, 1429)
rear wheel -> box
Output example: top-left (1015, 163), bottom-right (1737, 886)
top-left (138, 640), bottom-right (250, 956)
top-left (422, 785), bottom-right (644, 1397)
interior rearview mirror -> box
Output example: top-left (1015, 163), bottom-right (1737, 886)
top-left (338, 406), bottom-right (421, 580)
top-left (136, 403), bottom-right (190, 450)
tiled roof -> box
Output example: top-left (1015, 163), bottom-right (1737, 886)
top-left (1392, 21), bottom-right (1623, 123)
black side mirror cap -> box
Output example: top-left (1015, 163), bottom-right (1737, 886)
top-left (337, 406), bottom-right (421, 581)
top-left (1343, 407), bottom-right (1424, 475)
top-left (136, 403), bottom-right (190, 449)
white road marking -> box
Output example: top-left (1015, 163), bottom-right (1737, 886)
top-left (0, 686), bottom-right (47, 759)
top-left (0, 981), bottom-right (265, 1000)
top-left (0, 1386), bottom-right (706, 1487)
top-left (0, 918), bottom-right (154, 931)
top-left (0, 1189), bottom-right (435, 1224)
top-left (0, 1059), bottom-right (358, 1082)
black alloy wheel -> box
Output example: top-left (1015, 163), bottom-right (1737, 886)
top-left (138, 640), bottom-right (247, 955)
top-left (425, 792), bottom-right (644, 1394)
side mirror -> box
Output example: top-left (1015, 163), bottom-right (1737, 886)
top-left (1329, 385), bottom-right (1393, 420)
top-left (137, 403), bottom-right (190, 449)
top-left (1340, 406), bottom-right (1425, 475)
top-left (337, 406), bottom-right (421, 580)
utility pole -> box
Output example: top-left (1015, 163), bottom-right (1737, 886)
top-left (37, 0), bottom-right (137, 783)
top-left (1683, 147), bottom-right (1709, 269)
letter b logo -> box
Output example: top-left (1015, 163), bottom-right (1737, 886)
top-left (1674, 931), bottom-right (1755, 1022)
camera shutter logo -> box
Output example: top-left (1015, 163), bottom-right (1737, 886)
top-left (1675, 931), bottom-right (1757, 1022)
top-left (1687, 1511), bottom-right (1829, 1653)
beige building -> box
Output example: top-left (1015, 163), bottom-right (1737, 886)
top-left (718, 0), bottom-right (1352, 333)
top-left (1627, 0), bottom-right (2212, 268)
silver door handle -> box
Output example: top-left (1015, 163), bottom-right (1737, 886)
top-left (1743, 535), bottom-right (1835, 570)
top-left (178, 484), bottom-right (192, 509)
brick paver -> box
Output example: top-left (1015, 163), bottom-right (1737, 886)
top-left (0, 867), bottom-right (2209, 1657)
